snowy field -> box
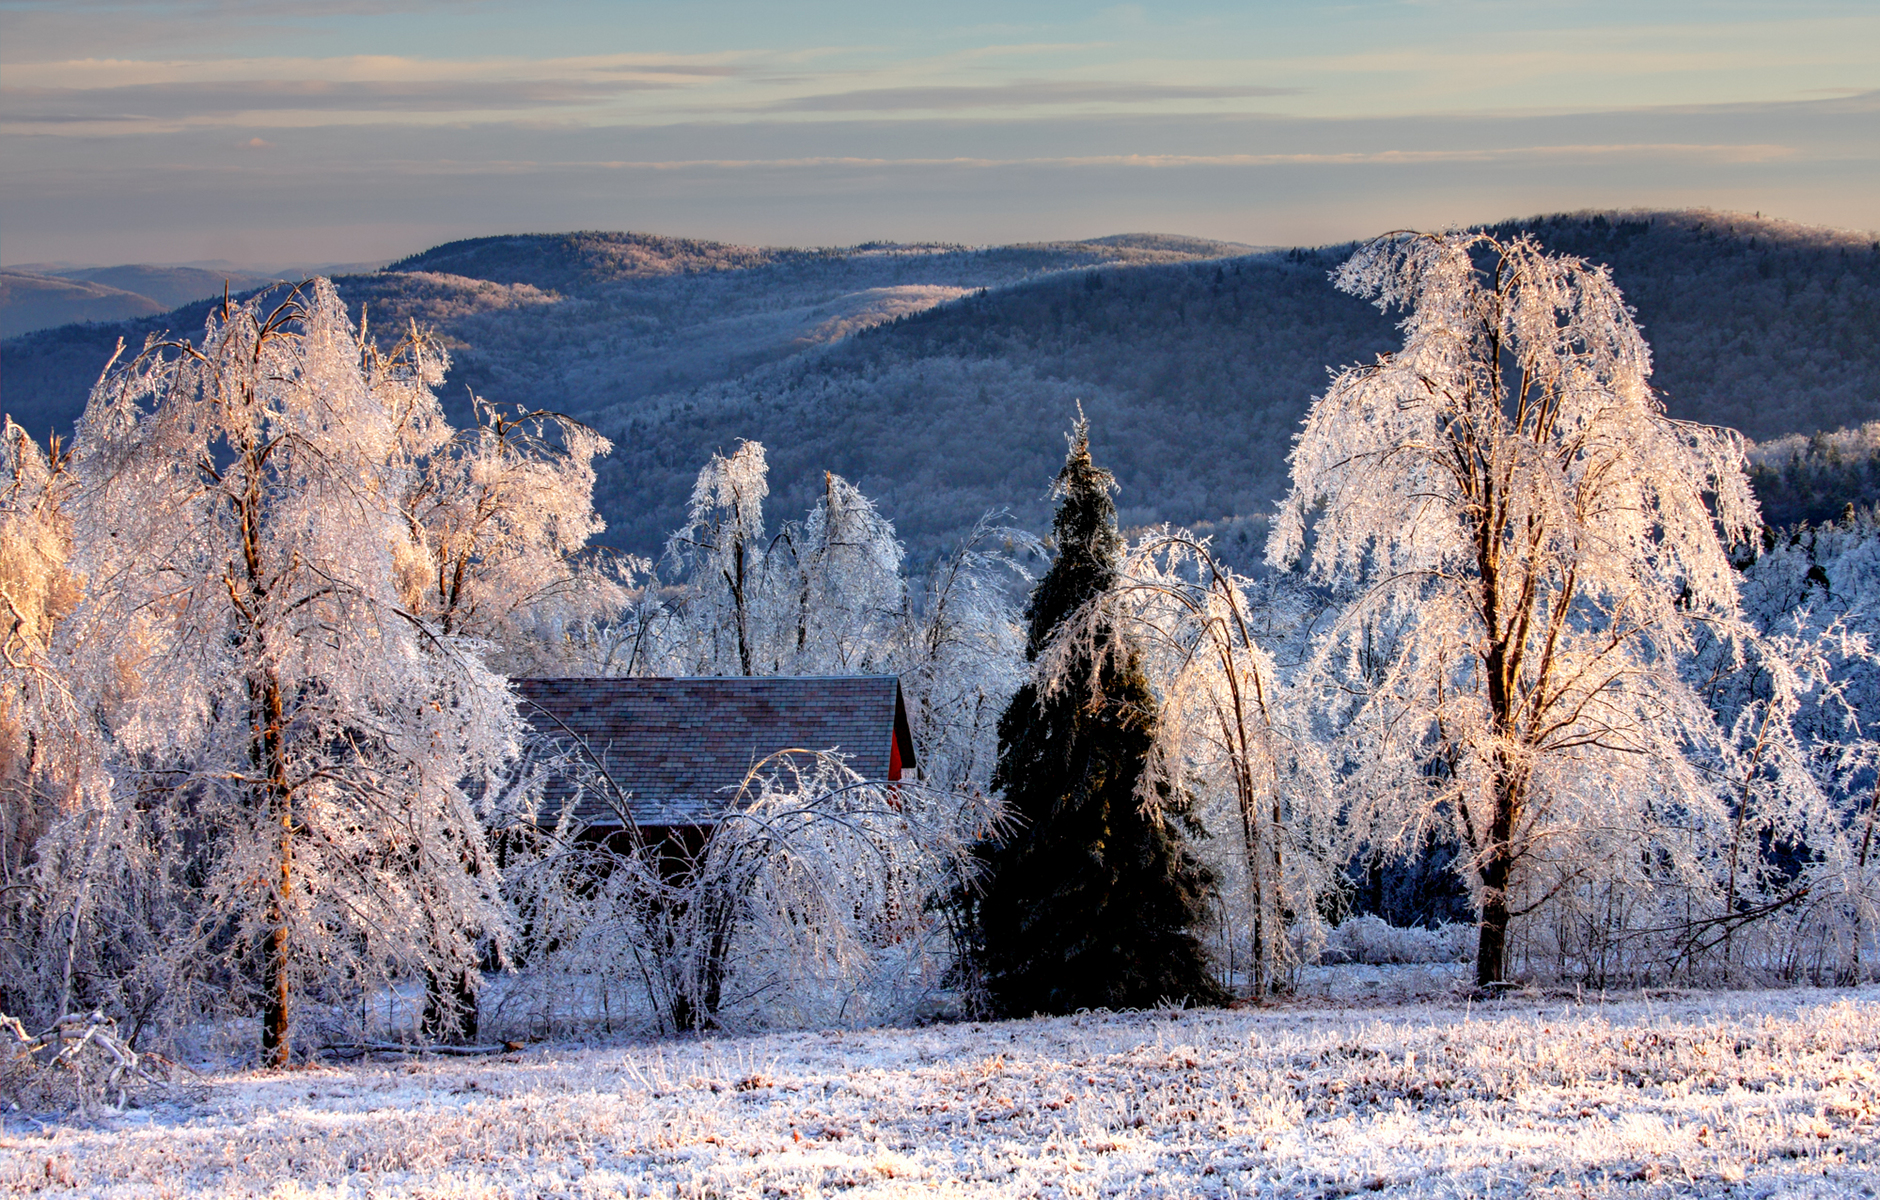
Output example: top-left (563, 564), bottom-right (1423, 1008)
top-left (4, 978), bottom-right (1879, 1199)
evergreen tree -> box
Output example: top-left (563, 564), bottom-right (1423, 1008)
top-left (969, 419), bottom-right (1223, 1015)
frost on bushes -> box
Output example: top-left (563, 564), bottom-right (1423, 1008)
top-left (1317, 916), bottom-right (1475, 966)
top-left (0, 1010), bottom-right (169, 1119)
top-left (490, 745), bottom-right (998, 1036)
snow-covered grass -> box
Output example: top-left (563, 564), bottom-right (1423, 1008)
top-left (5, 983), bottom-right (1878, 1198)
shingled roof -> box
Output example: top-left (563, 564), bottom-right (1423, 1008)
top-left (514, 675), bottom-right (917, 828)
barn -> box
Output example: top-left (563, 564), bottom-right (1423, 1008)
top-left (512, 675), bottom-right (918, 841)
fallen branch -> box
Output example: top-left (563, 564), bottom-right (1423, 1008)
top-left (3, 1010), bottom-right (164, 1117)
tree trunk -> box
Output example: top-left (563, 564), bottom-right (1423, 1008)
top-left (262, 899), bottom-right (290, 1067)
top-left (730, 538), bottom-right (753, 677)
top-left (1475, 869), bottom-right (1511, 989)
top-left (672, 889), bottom-right (732, 1032)
top-left (256, 666), bottom-right (294, 1066)
top-left (1237, 773), bottom-right (1264, 997)
top-left (1475, 778), bottom-right (1518, 989)
top-left (422, 968), bottom-right (479, 1044)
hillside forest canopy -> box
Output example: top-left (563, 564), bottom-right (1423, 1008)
top-left (5, 210), bottom-right (1880, 563)
top-left (2, 221), bottom-right (1879, 1066)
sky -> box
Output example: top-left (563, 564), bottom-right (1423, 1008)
top-left (3, 0), bottom-right (1877, 267)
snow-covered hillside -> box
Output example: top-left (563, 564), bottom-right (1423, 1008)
top-left (7, 983), bottom-right (1876, 1198)
top-left (7, 212), bottom-right (1880, 558)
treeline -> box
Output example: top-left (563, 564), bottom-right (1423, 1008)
top-left (1749, 422), bottom-right (1880, 529)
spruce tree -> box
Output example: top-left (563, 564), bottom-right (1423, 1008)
top-left (970, 419), bottom-right (1224, 1016)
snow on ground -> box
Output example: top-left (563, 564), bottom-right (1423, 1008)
top-left (4, 982), bottom-right (1879, 1198)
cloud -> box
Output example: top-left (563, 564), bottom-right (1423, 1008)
top-left (387, 143), bottom-right (1799, 174)
top-left (1, 77), bottom-right (678, 122)
top-left (590, 63), bottom-right (746, 78)
top-left (763, 80), bottom-right (1301, 113)
top-left (5, 83), bottom-right (1872, 265)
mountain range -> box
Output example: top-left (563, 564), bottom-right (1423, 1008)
top-left (0, 260), bottom-right (387, 339)
top-left (4, 212), bottom-right (1877, 562)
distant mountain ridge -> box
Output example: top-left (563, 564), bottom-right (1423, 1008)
top-left (3, 213), bottom-right (1876, 558)
top-left (50, 265), bottom-right (283, 312)
top-left (0, 261), bottom-right (378, 339)
top-left (0, 271), bottom-right (167, 338)
top-left (0, 230), bottom-right (1255, 453)
top-left (382, 230), bottom-right (1260, 291)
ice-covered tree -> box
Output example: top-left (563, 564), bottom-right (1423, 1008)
top-left (1719, 513), bottom-right (1880, 980)
top-left (70, 281), bottom-right (518, 1063)
top-left (1042, 529), bottom-right (1327, 995)
top-left (1271, 231), bottom-right (1760, 988)
top-left (391, 397), bottom-right (625, 1039)
top-left (663, 440), bottom-right (772, 675)
top-left (0, 420), bottom-right (126, 1028)
top-left (648, 446), bottom-right (1030, 785)
top-left (657, 446), bottom-right (911, 679)
top-left (898, 512), bottom-right (1038, 796)
top-left (969, 420), bottom-right (1222, 1015)
top-left (396, 397), bottom-right (627, 677)
top-left (774, 472), bottom-right (905, 674)
top-left (0, 420), bottom-right (82, 868)
top-left (495, 736), bottom-right (998, 1035)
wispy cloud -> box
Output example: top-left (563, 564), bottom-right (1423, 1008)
top-left (590, 63), bottom-right (746, 78)
top-left (3, 2), bottom-right (1873, 262)
top-left (2, 77), bottom-right (679, 122)
top-left (763, 81), bottom-right (1300, 113)
top-left (380, 143), bottom-right (1801, 174)
top-left (0, 53), bottom-right (756, 90)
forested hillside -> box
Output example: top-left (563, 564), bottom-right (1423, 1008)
top-left (0, 231), bottom-right (1250, 462)
top-left (584, 211), bottom-right (1880, 558)
top-left (4, 212), bottom-right (1876, 557)
top-left (586, 246), bottom-right (1394, 559)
